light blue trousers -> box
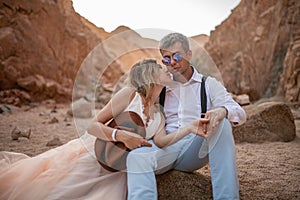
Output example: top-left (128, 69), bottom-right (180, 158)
top-left (127, 119), bottom-right (239, 200)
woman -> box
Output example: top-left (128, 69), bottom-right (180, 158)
top-left (0, 59), bottom-right (208, 200)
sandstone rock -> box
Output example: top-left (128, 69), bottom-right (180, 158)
top-left (0, 0), bottom-right (101, 102)
top-left (11, 127), bottom-right (22, 140)
top-left (0, 105), bottom-right (12, 113)
top-left (48, 117), bottom-right (59, 124)
top-left (233, 102), bottom-right (296, 143)
top-left (11, 127), bottom-right (31, 140)
top-left (278, 33), bottom-right (300, 102)
top-left (0, 89), bottom-right (31, 106)
top-left (205, 0), bottom-right (300, 102)
top-left (1, 0), bottom-right (298, 107)
top-left (157, 170), bottom-right (212, 200)
top-left (17, 75), bottom-right (71, 102)
top-left (73, 28), bottom-right (160, 106)
top-left (46, 137), bottom-right (62, 146)
top-left (70, 97), bottom-right (92, 118)
top-left (233, 94), bottom-right (251, 106)
top-left (23, 129), bottom-right (31, 139)
top-left (190, 34), bottom-right (223, 83)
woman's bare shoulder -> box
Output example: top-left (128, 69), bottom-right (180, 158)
top-left (112, 87), bottom-right (135, 101)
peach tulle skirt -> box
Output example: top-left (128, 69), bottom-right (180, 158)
top-left (0, 133), bottom-right (127, 200)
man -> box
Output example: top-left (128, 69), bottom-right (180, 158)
top-left (127, 32), bottom-right (246, 200)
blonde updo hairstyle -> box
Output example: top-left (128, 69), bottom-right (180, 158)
top-left (129, 59), bottom-right (162, 101)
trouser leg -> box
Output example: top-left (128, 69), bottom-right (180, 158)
top-left (174, 135), bottom-right (208, 171)
top-left (175, 119), bottom-right (239, 200)
top-left (127, 139), bottom-right (187, 200)
top-left (209, 119), bottom-right (239, 200)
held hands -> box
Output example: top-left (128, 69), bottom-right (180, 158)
top-left (116, 130), bottom-right (152, 150)
top-left (189, 107), bottom-right (227, 138)
top-left (188, 118), bottom-right (210, 138)
top-left (203, 107), bottom-right (227, 137)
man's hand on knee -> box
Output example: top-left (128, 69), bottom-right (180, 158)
top-left (204, 107), bottom-right (227, 136)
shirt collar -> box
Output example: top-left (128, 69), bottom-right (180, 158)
top-left (166, 66), bottom-right (204, 91)
top-left (183, 66), bottom-right (203, 86)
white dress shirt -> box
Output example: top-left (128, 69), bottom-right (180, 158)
top-left (164, 67), bottom-right (247, 134)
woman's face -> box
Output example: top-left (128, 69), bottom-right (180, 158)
top-left (158, 65), bottom-right (173, 85)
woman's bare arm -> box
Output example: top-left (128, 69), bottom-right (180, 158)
top-left (87, 87), bottom-right (151, 149)
top-left (153, 113), bottom-right (209, 148)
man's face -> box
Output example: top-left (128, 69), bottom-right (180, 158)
top-left (160, 42), bottom-right (192, 81)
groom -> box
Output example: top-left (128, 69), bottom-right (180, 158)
top-left (126, 32), bottom-right (246, 200)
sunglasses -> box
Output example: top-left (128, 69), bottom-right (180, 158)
top-left (162, 52), bottom-right (183, 65)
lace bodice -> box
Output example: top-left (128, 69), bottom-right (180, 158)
top-left (124, 92), bottom-right (161, 139)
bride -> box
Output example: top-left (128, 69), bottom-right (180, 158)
top-left (0, 59), bottom-right (208, 200)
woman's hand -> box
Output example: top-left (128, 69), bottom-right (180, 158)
top-left (188, 118), bottom-right (210, 138)
top-left (116, 130), bottom-right (152, 150)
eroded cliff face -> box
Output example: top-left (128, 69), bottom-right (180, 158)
top-left (1, 0), bottom-right (298, 105)
top-left (0, 0), bottom-right (99, 101)
top-left (279, 5), bottom-right (300, 102)
top-left (205, 0), bottom-right (299, 102)
top-left (0, 0), bottom-right (159, 104)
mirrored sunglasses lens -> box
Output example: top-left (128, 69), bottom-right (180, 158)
top-left (162, 57), bottom-right (171, 65)
top-left (173, 52), bottom-right (182, 62)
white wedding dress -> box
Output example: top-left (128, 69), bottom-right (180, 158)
top-left (0, 92), bottom-right (161, 200)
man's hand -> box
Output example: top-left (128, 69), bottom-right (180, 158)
top-left (204, 107), bottom-right (227, 137)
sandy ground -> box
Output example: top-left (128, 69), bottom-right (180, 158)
top-left (0, 102), bottom-right (299, 200)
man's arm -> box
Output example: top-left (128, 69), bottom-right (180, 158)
top-left (206, 77), bottom-right (247, 125)
top-left (203, 77), bottom-right (247, 136)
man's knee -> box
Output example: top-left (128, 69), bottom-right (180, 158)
top-left (219, 118), bottom-right (235, 145)
top-left (222, 118), bottom-right (233, 132)
top-left (214, 118), bottom-right (233, 140)
top-left (126, 151), bottom-right (156, 173)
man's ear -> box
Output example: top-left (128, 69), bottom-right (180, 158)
top-left (187, 50), bottom-right (192, 60)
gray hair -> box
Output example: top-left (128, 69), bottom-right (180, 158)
top-left (159, 32), bottom-right (190, 53)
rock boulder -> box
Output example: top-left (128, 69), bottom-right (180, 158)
top-left (233, 102), bottom-right (296, 143)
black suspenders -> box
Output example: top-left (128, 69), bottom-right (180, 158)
top-left (159, 76), bottom-right (207, 118)
top-left (200, 76), bottom-right (207, 118)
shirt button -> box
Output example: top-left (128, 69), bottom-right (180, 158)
top-left (178, 121), bottom-right (181, 127)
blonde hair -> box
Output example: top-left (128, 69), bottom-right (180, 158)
top-left (129, 59), bottom-right (162, 100)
